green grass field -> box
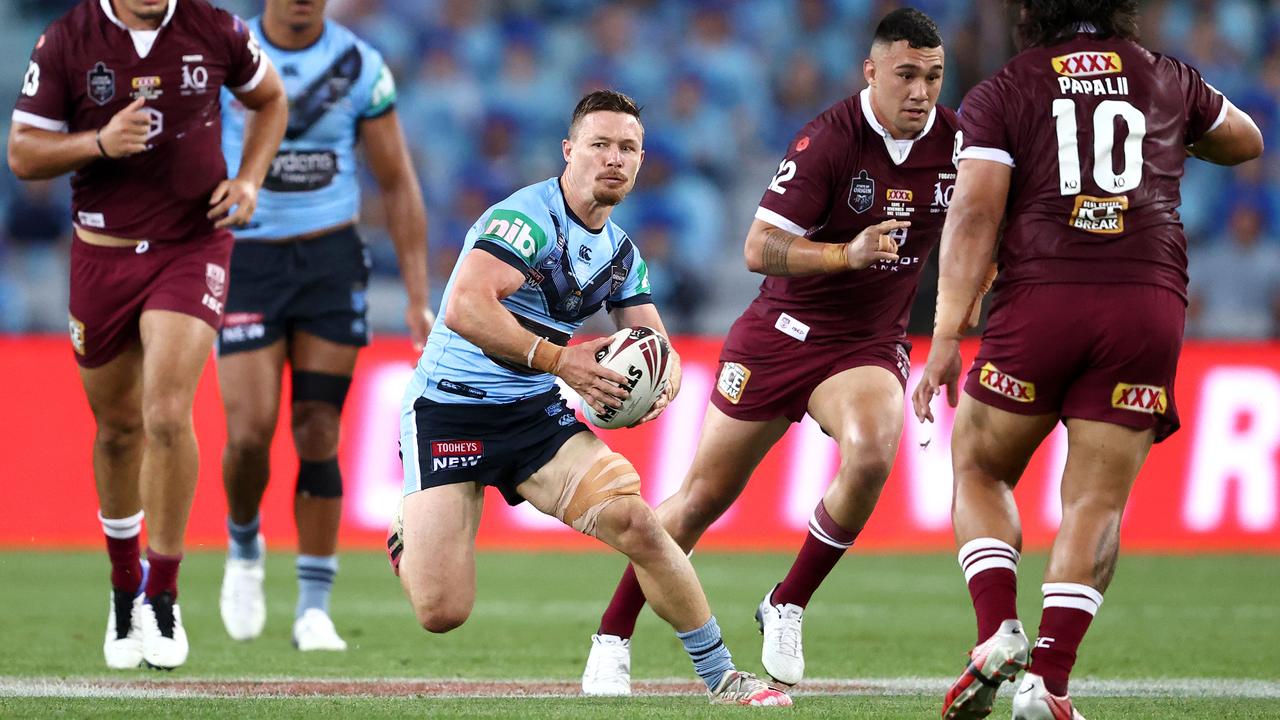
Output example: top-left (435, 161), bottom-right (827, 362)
top-left (1, 551), bottom-right (1277, 718)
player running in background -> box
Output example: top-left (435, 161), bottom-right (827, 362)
top-left (7, 0), bottom-right (286, 670)
top-left (583, 8), bottom-right (957, 694)
top-left (389, 90), bottom-right (789, 707)
top-left (216, 0), bottom-right (430, 653)
top-left (912, 1), bottom-right (1263, 718)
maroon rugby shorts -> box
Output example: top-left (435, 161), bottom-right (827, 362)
top-left (963, 283), bottom-right (1185, 442)
top-left (709, 307), bottom-right (911, 424)
top-left (68, 230), bottom-right (234, 368)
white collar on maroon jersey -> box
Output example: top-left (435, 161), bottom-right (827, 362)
top-left (100, 0), bottom-right (177, 58)
top-left (859, 88), bottom-right (937, 166)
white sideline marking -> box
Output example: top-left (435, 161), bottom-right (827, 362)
top-left (2, 676), bottom-right (1279, 699)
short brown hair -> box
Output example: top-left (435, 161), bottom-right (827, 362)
top-left (568, 90), bottom-right (643, 137)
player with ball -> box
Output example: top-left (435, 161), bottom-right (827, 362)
top-left (389, 90), bottom-right (790, 707)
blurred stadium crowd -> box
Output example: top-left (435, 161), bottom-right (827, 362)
top-left (1, 0), bottom-right (1278, 337)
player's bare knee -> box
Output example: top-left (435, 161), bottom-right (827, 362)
top-left (95, 417), bottom-right (144, 459)
top-left (674, 481), bottom-right (735, 536)
top-left (835, 435), bottom-right (896, 488)
top-left (413, 600), bottom-right (471, 634)
top-left (141, 399), bottom-right (193, 447)
top-left (603, 498), bottom-right (667, 558)
top-left (291, 402), bottom-right (340, 460)
top-left (553, 451), bottom-right (642, 538)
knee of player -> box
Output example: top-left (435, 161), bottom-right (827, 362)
top-left (414, 601), bottom-right (471, 634)
top-left (225, 420), bottom-right (276, 456)
top-left (141, 400), bottom-right (193, 445)
top-left (674, 481), bottom-right (736, 532)
top-left (291, 402), bottom-right (341, 459)
top-left (834, 435), bottom-right (897, 485)
top-left (95, 418), bottom-right (144, 456)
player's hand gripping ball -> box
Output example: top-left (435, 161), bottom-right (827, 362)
top-left (581, 327), bottom-right (673, 429)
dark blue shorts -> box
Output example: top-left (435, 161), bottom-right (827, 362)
top-left (217, 225), bottom-right (370, 355)
top-left (400, 389), bottom-right (591, 505)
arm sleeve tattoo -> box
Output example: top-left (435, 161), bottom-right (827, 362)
top-left (761, 229), bottom-right (796, 275)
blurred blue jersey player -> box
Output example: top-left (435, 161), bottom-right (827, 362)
top-left (216, 0), bottom-right (431, 653)
top-left (388, 90), bottom-right (790, 707)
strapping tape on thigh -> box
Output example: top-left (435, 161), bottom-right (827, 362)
top-left (554, 452), bottom-right (640, 536)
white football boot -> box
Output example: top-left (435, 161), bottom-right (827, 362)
top-left (103, 589), bottom-right (144, 669)
top-left (755, 585), bottom-right (805, 686)
top-left (104, 560), bottom-right (148, 669)
top-left (708, 669), bottom-right (793, 706)
top-left (220, 534), bottom-right (266, 641)
top-left (941, 618), bottom-right (1029, 719)
top-left (581, 633), bottom-right (632, 696)
top-left (292, 608), bottom-right (348, 651)
top-left (139, 592), bottom-right (188, 670)
top-left (1012, 673), bottom-right (1087, 720)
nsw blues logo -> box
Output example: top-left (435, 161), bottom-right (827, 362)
top-left (848, 169), bottom-right (875, 214)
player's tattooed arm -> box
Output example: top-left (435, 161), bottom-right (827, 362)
top-left (744, 218), bottom-right (904, 276)
top-left (759, 227), bottom-right (796, 274)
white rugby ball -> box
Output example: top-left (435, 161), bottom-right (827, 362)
top-left (581, 326), bottom-right (673, 430)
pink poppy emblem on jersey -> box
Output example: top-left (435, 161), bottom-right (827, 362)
top-left (205, 263), bottom-right (226, 297)
top-left (795, 136), bottom-right (810, 152)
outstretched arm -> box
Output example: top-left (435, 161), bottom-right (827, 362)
top-left (742, 218), bottom-right (907, 276)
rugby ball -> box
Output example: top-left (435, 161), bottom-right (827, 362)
top-left (581, 326), bottom-right (673, 430)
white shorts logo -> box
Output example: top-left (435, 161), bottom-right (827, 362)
top-left (717, 362), bottom-right (751, 405)
top-left (774, 312), bottom-right (810, 342)
top-left (76, 211), bottom-right (105, 228)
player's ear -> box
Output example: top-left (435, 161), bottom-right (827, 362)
top-left (863, 57), bottom-right (876, 88)
top-left (562, 138), bottom-right (572, 163)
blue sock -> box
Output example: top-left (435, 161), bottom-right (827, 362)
top-left (296, 554), bottom-right (338, 618)
top-left (227, 515), bottom-right (261, 561)
top-left (676, 616), bottom-right (736, 690)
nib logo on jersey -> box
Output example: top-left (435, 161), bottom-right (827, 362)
top-left (1111, 383), bottom-right (1167, 414)
top-left (431, 440), bottom-right (484, 471)
top-left (979, 362), bottom-right (1036, 403)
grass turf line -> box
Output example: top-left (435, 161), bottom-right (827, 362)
top-left (0, 551), bottom-right (1275, 718)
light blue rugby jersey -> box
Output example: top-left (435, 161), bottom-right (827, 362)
top-left (221, 18), bottom-right (395, 241)
top-left (404, 177), bottom-right (653, 407)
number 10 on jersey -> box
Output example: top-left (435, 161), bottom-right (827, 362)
top-left (1052, 99), bottom-right (1146, 196)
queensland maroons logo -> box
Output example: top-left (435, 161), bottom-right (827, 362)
top-left (87, 61), bottom-right (115, 105)
top-left (848, 170), bottom-right (875, 214)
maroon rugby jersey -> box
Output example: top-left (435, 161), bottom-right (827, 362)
top-left (753, 89), bottom-right (958, 344)
top-left (956, 33), bottom-right (1225, 300)
top-left (12, 0), bottom-right (266, 242)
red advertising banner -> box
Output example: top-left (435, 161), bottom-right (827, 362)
top-left (1, 335), bottom-right (1278, 552)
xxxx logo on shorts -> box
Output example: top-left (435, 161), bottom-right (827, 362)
top-left (1111, 383), bottom-right (1167, 414)
top-left (979, 362), bottom-right (1035, 402)
top-left (431, 440), bottom-right (483, 472)
top-left (717, 362), bottom-right (751, 405)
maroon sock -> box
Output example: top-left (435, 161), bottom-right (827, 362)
top-left (968, 569), bottom-right (1019, 642)
top-left (145, 548), bottom-right (183, 601)
top-left (105, 534), bottom-right (143, 593)
top-left (1031, 583), bottom-right (1103, 696)
top-left (958, 538), bottom-right (1021, 643)
top-left (598, 564), bottom-right (646, 638)
top-left (772, 499), bottom-right (856, 608)
top-left (99, 510), bottom-right (144, 594)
